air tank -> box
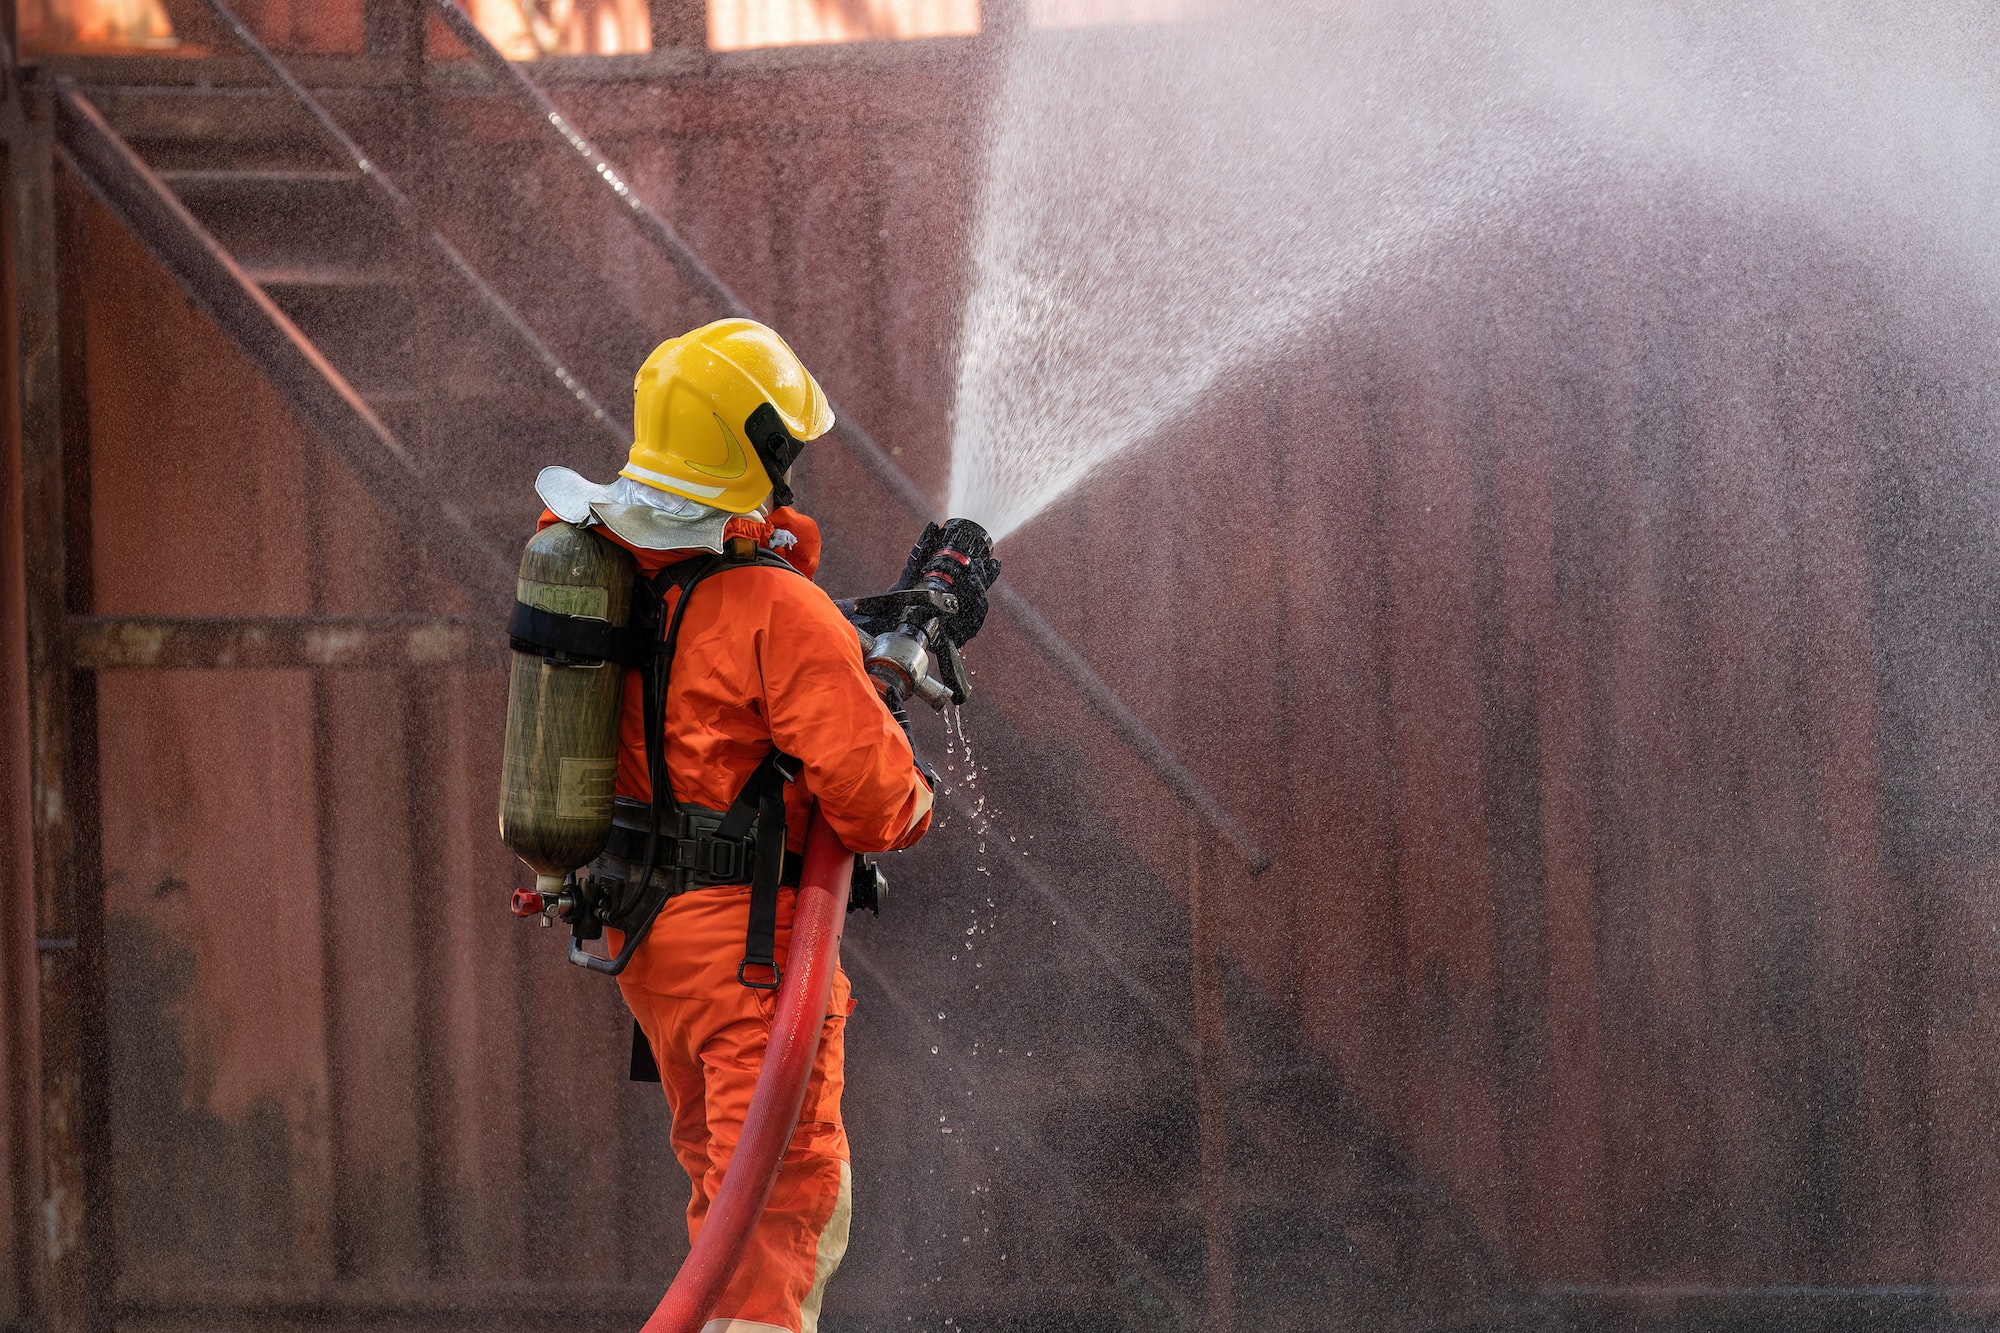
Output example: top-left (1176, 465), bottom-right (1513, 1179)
top-left (499, 522), bottom-right (638, 899)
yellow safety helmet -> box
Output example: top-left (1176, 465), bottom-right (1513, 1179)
top-left (622, 318), bottom-right (834, 514)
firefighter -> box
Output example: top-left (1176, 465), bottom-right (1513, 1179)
top-left (527, 318), bottom-right (984, 1332)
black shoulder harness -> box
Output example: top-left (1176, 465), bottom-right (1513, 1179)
top-left (574, 544), bottom-right (805, 983)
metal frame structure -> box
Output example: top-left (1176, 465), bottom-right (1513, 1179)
top-left (51, 79), bottom-right (513, 612)
top-left (8, 27), bottom-right (107, 1333)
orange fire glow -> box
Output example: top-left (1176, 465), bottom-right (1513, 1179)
top-left (707, 0), bottom-right (979, 51)
top-left (18, 0), bottom-right (177, 52)
top-left (471, 0), bottom-right (652, 58)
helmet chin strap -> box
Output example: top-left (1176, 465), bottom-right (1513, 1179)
top-left (747, 475), bottom-right (791, 521)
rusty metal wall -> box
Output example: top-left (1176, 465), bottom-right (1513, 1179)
top-left (34, 45), bottom-right (994, 1329)
top-left (984, 206), bottom-right (1999, 1296)
top-left (13, 24), bottom-right (2000, 1332)
top-left (62, 175), bottom-right (674, 1315)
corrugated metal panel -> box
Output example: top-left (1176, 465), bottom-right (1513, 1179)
top-left (988, 206), bottom-right (1980, 1289)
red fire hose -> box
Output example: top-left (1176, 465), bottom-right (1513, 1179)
top-left (640, 811), bottom-right (854, 1333)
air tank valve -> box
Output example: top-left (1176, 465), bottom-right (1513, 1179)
top-left (511, 884), bottom-right (576, 926)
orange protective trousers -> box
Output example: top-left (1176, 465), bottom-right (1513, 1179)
top-left (620, 885), bottom-right (855, 1333)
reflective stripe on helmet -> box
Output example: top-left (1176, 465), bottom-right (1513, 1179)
top-left (622, 461), bottom-right (726, 499)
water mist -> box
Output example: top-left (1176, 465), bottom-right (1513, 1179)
top-left (946, 0), bottom-right (2000, 540)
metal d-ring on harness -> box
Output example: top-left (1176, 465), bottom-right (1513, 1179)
top-left (510, 541), bottom-right (806, 985)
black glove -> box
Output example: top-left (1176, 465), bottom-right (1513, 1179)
top-left (897, 521), bottom-right (1000, 647)
top-left (835, 523), bottom-right (940, 642)
top-left (934, 552), bottom-right (998, 646)
top-left (894, 522), bottom-right (944, 590)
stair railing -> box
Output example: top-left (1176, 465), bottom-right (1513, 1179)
top-left (51, 78), bottom-right (517, 612)
top-left (428, 0), bottom-right (1271, 875)
top-left (162, 0), bottom-right (1270, 875)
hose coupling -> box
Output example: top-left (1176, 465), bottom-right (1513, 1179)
top-left (866, 630), bottom-right (954, 711)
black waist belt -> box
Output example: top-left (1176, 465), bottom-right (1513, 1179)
top-left (589, 855), bottom-right (802, 907)
top-left (602, 826), bottom-right (804, 889)
top-left (605, 796), bottom-right (801, 889)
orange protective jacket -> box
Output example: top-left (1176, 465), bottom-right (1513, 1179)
top-left (535, 505), bottom-right (934, 861)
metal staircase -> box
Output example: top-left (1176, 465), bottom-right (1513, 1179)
top-left (56, 24), bottom-right (658, 605)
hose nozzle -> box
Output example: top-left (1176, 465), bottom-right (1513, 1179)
top-left (917, 518), bottom-right (993, 594)
top-left (847, 517), bottom-right (994, 710)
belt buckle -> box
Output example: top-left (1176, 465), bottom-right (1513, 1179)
top-left (703, 834), bottom-right (750, 882)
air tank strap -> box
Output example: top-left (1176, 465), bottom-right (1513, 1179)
top-left (506, 600), bottom-right (651, 668)
top-left (719, 749), bottom-right (800, 991)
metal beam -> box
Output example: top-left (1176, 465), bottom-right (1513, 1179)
top-left (11, 86), bottom-right (101, 1333)
top-left (1188, 829), bottom-right (1236, 1332)
top-left (68, 615), bottom-right (491, 671)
